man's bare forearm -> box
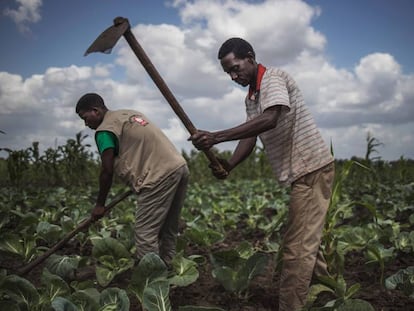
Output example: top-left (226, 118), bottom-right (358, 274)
top-left (228, 137), bottom-right (257, 169)
top-left (215, 106), bottom-right (280, 143)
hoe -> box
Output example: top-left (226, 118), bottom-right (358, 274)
top-left (18, 190), bottom-right (133, 276)
top-left (84, 16), bottom-right (227, 175)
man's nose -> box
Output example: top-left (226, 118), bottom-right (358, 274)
top-left (230, 72), bottom-right (238, 80)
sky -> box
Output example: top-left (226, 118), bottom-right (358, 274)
top-left (1, 0), bottom-right (413, 161)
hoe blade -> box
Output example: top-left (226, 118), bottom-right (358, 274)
top-left (84, 19), bottom-right (130, 56)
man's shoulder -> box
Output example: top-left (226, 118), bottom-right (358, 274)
top-left (110, 109), bottom-right (142, 115)
top-left (263, 68), bottom-right (298, 88)
top-left (264, 67), bottom-right (290, 78)
top-left (104, 110), bottom-right (147, 120)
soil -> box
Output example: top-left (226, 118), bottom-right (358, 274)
top-left (3, 227), bottom-right (414, 311)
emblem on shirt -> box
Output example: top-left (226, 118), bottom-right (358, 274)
top-left (130, 115), bottom-right (148, 126)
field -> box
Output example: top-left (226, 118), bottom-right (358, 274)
top-left (0, 134), bottom-right (413, 310)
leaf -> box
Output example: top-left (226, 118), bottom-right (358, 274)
top-left (316, 275), bottom-right (341, 290)
top-left (211, 266), bottom-right (237, 293)
top-left (9, 210), bottom-right (39, 229)
top-left (92, 237), bottom-right (134, 287)
top-left (0, 274), bottom-right (40, 308)
top-left (60, 215), bottom-right (75, 233)
top-left (0, 300), bottom-right (20, 311)
top-left (337, 298), bottom-right (375, 311)
top-left (345, 283), bottom-right (360, 299)
top-left (45, 254), bottom-right (80, 279)
top-left (142, 280), bottom-right (171, 311)
top-left (409, 213), bottom-right (414, 225)
top-left (305, 284), bottom-right (334, 307)
top-left (91, 237), bottom-right (131, 259)
top-left (235, 252), bottom-right (268, 293)
top-left (241, 252), bottom-right (268, 280)
top-left (183, 227), bottom-right (224, 247)
top-left (211, 251), bottom-right (268, 296)
top-left (37, 221), bottom-right (63, 244)
top-left (235, 241), bottom-right (255, 259)
top-left (385, 266), bottom-right (414, 297)
top-left (95, 266), bottom-right (117, 288)
top-left (210, 249), bottom-right (242, 269)
top-left (52, 296), bottom-right (79, 311)
top-left (41, 269), bottom-right (71, 301)
top-left (70, 288), bottom-right (100, 311)
top-left (169, 252), bottom-right (199, 287)
top-left (178, 307), bottom-right (226, 311)
top-left (99, 287), bottom-right (130, 311)
top-left (0, 233), bottom-right (24, 258)
top-left (129, 253), bottom-right (168, 302)
top-left (0, 233), bottom-right (37, 262)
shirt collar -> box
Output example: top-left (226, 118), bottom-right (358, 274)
top-left (248, 63), bottom-right (266, 99)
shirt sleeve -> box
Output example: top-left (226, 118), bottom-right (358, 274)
top-left (95, 131), bottom-right (118, 155)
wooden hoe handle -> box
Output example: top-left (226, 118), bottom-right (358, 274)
top-left (117, 18), bottom-right (227, 176)
top-left (17, 190), bottom-right (133, 276)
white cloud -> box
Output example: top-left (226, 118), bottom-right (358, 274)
top-left (174, 0), bottom-right (325, 65)
top-left (3, 0), bottom-right (42, 34)
top-left (1, 0), bottom-right (413, 161)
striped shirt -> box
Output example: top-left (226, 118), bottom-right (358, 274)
top-left (246, 67), bottom-right (333, 185)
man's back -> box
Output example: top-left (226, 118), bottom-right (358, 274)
top-left (97, 109), bottom-right (186, 191)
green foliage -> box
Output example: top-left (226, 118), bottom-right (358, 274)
top-left (127, 252), bottom-right (203, 310)
top-left (98, 287), bottom-right (130, 311)
top-left (182, 225), bottom-right (224, 248)
top-left (128, 252), bottom-right (169, 303)
top-left (0, 131), bottom-right (99, 188)
top-left (41, 269), bottom-right (71, 302)
top-left (0, 274), bottom-right (40, 310)
top-left (209, 243), bottom-right (268, 298)
top-left (45, 254), bottom-right (80, 280)
top-left (0, 233), bottom-right (38, 262)
top-left (306, 275), bottom-right (375, 310)
top-left (0, 133), bottom-right (413, 310)
top-left (385, 266), bottom-right (414, 298)
top-left (168, 251), bottom-right (199, 287)
top-left (91, 237), bottom-right (135, 287)
top-left (364, 132), bottom-right (384, 162)
top-left (142, 280), bottom-right (171, 311)
top-left (179, 307), bottom-right (226, 311)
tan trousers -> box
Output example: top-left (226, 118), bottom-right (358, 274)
top-left (135, 165), bottom-right (189, 264)
top-left (279, 162), bottom-right (335, 311)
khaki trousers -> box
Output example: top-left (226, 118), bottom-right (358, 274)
top-left (135, 165), bottom-right (189, 264)
top-left (279, 162), bottom-right (335, 311)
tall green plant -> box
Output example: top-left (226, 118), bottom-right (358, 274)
top-left (364, 132), bottom-right (384, 162)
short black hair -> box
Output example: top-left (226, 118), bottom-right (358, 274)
top-left (217, 37), bottom-right (255, 60)
top-left (76, 93), bottom-right (106, 113)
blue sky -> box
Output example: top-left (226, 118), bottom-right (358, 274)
top-left (1, 0), bottom-right (413, 160)
top-left (308, 0), bottom-right (414, 73)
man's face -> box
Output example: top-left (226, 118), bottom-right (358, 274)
top-left (78, 108), bottom-right (102, 130)
top-left (220, 52), bottom-right (256, 87)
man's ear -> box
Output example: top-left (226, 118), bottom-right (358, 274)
top-left (247, 51), bottom-right (255, 63)
top-left (92, 107), bottom-right (101, 115)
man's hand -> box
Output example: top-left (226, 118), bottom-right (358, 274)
top-left (188, 130), bottom-right (217, 151)
top-left (91, 204), bottom-right (106, 220)
top-left (209, 158), bottom-right (232, 179)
